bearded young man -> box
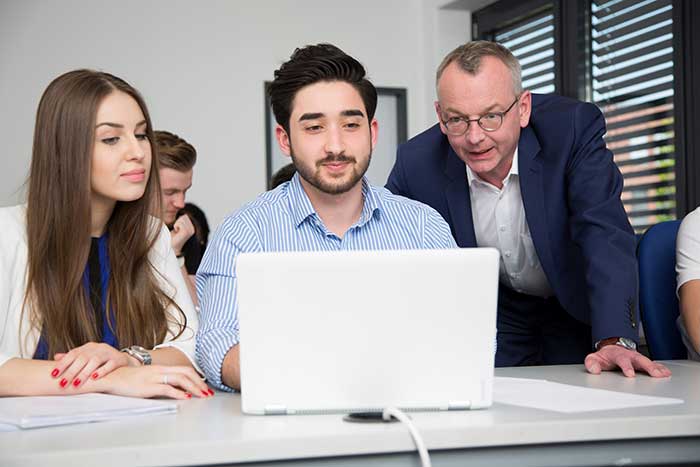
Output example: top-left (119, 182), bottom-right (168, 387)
top-left (195, 44), bottom-right (457, 391)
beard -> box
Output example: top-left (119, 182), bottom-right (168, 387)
top-left (290, 146), bottom-right (371, 196)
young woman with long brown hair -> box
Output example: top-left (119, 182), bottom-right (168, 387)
top-left (0, 70), bottom-right (213, 399)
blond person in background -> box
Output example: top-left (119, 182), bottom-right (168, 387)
top-left (154, 130), bottom-right (201, 304)
top-left (0, 70), bottom-right (212, 399)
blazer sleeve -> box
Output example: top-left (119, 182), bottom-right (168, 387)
top-left (150, 222), bottom-right (202, 373)
top-left (0, 216), bottom-right (20, 369)
top-left (0, 206), bottom-right (35, 368)
top-left (565, 102), bottom-right (639, 343)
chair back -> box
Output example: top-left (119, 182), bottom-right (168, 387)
top-left (638, 219), bottom-right (686, 360)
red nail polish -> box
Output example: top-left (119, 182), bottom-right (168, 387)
top-left (59, 378), bottom-right (68, 388)
top-left (91, 372), bottom-right (99, 379)
top-left (72, 378), bottom-right (81, 387)
top-left (186, 393), bottom-right (192, 399)
top-left (51, 368), bottom-right (59, 378)
top-left (201, 390), bottom-right (208, 397)
top-left (208, 389), bottom-right (214, 396)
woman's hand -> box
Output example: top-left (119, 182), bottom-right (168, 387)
top-left (89, 365), bottom-right (214, 400)
top-left (51, 342), bottom-right (132, 389)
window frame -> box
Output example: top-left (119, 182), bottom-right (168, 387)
top-left (473, 0), bottom-right (700, 222)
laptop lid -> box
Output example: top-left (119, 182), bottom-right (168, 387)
top-left (237, 248), bottom-right (499, 415)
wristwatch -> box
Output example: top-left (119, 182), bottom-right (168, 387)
top-left (121, 345), bottom-right (153, 365)
top-left (595, 337), bottom-right (637, 351)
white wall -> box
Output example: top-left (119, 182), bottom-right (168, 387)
top-left (0, 0), bottom-right (480, 227)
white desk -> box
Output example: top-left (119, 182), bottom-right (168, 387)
top-left (2, 362), bottom-right (699, 467)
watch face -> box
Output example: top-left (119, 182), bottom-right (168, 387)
top-left (127, 346), bottom-right (152, 365)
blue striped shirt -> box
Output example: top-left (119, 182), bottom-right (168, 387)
top-left (195, 174), bottom-right (457, 390)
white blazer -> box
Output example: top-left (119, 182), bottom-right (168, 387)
top-left (0, 205), bottom-right (200, 370)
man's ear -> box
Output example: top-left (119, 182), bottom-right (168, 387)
top-left (275, 124), bottom-right (292, 157)
top-left (518, 90), bottom-right (532, 129)
top-left (370, 118), bottom-right (379, 149)
top-left (435, 101), bottom-right (447, 135)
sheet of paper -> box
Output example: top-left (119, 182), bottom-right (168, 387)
top-left (494, 376), bottom-right (684, 413)
top-left (0, 393), bottom-right (177, 429)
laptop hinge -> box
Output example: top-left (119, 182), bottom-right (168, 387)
top-left (264, 404), bottom-right (288, 415)
top-left (448, 401), bottom-right (471, 410)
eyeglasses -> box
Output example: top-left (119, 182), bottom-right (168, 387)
top-left (440, 97), bottom-right (520, 135)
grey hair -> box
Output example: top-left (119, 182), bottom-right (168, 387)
top-left (436, 41), bottom-right (523, 95)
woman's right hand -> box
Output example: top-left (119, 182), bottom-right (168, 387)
top-left (51, 342), bottom-right (132, 389)
top-left (89, 365), bottom-right (214, 400)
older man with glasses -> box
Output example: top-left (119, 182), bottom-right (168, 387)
top-left (387, 40), bottom-right (671, 378)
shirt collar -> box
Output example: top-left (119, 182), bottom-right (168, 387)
top-left (287, 173), bottom-right (318, 227)
top-left (286, 173), bottom-right (381, 228)
top-left (466, 147), bottom-right (519, 187)
top-left (358, 177), bottom-right (382, 227)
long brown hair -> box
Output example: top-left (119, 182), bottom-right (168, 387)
top-left (24, 69), bottom-right (185, 357)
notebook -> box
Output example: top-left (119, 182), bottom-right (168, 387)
top-left (237, 247), bottom-right (499, 415)
top-left (0, 393), bottom-right (177, 430)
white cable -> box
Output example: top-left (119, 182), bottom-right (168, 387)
top-left (382, 407), bottom-right (432, 467)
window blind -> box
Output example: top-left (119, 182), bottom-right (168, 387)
top-left (591, 0), bottom-right (675, 233)
top-left (494, 7), bottom-right (556, 94)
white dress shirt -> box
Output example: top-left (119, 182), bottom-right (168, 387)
top-left (467, 149), bottom-right (553, 298)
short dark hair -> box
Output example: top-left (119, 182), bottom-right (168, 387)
top-left (268, 43), bottom-right (377, 134)
top-left (154, 130), bottom-right (197, 172)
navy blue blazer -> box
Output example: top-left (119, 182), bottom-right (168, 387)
top-left (386, 94), bottom-right (639, 344)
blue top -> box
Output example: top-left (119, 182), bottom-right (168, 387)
top-left (195, 174), bottom-right (457, 390)
top-left (34, 235), bottom-right (117, 359)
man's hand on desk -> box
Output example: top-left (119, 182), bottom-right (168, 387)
top-left (584, 344), bottom-right (672, 378)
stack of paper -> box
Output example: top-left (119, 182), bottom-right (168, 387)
top-left (494, 377), bottom-right (684, 413)
top-left (0, 393), bottom-right (177, 430)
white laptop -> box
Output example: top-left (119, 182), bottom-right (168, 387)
top-left (237, 247), bottom-right (499, 415)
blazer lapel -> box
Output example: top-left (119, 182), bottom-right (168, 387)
top-left (518, 126), bottom-right (554, 274)
top-left (444, 147), bottom-right (477, 247)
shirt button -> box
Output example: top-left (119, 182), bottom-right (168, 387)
top-left (499, 226), bottom-right (506, 232)
top-left (504, 251), bottom-right (512, 258)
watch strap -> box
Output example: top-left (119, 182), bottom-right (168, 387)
top-left (595, 337), bottom-right (637, 351)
